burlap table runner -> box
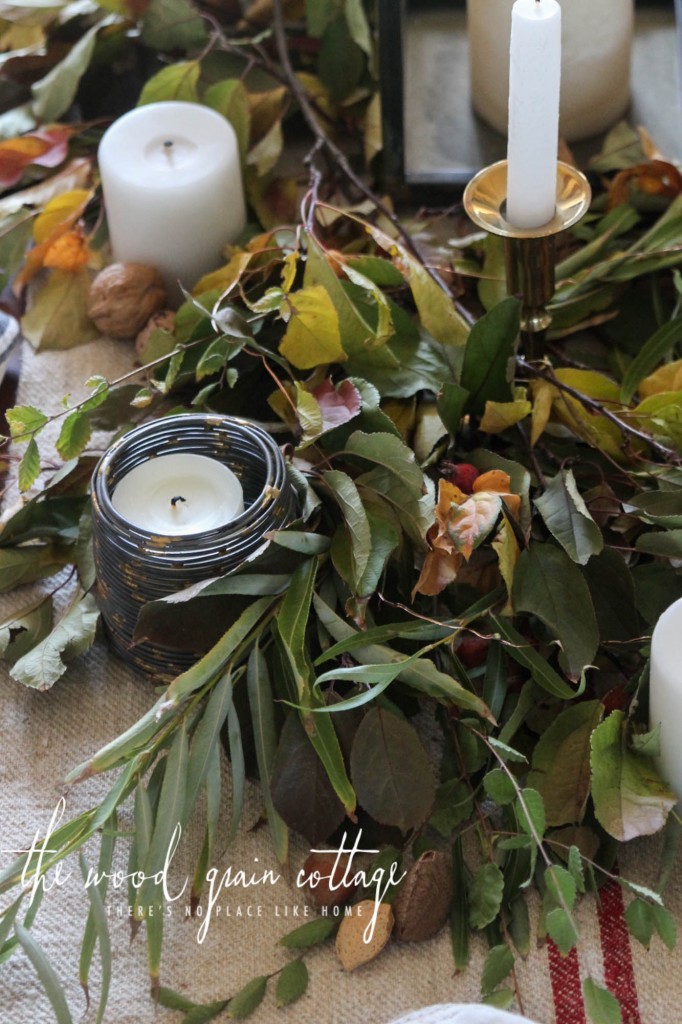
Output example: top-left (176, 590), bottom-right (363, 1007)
top-left (0, 341), bottom-right (680, 1024)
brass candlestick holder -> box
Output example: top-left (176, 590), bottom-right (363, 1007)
top-left (463, 160), bottom-right (592, 359)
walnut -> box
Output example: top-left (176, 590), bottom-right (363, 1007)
top-left (135, 309), bottom-right (176, 359)
top-left (88, 263), bottom-right (167, 339)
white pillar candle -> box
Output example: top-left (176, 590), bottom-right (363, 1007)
top-left (98, 102), bottom-right (246, 297)
top-left (506, 0), bottom-right (562, 230)
top-left (468, 0), bottom-right (634, 143)
top-left (112, 453), bottom-right (244, 536)
top-left (650, 597), bottom-right (682, 798)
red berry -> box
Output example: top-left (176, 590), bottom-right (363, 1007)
top-left (457, 635), bottom-right (490, 669)
top-left (446, 463), bottom-right (480, 494)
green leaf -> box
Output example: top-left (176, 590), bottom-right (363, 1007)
top-left (469, 863), bottom-right (504, 930)
top-left (275, 959), bottom-right (308, 1008)
top-left (270, 714), bottom-right (345, 844)
top-left (137, 722), bottom-right (189, 911)
top-left (583, 547), bottom-right (640, 643)
top-left (204, 80), bottom-right (250, 161)
top-left (0, 594), bottom-right (53, 664)
top-left (590, 711), bottom-right (677, 842)
top-left (141, 0), bottom-right (207, 50)
top-left (324, 469), bottom-right (371, 589)
top-left (32, 17), bottom-right (113, 121)
top-left (535, 470), bottom-right (604, 565)
top-left (652, 903), bottom-right (677, 950)
top-left (484, 769), bottom-right (517, 806)
top-left (138, 61), bottom-right (200, 105)
top-left (157, 988), bottom-right (198, 1011)
top-left (11, 591), bottom-right (99, 690)
top-left (181, 1000), bottom-right (229, 1024)
top-left (636, 530), bottom-right (682, 559)
top-left (18, 437), bottom-right (41, 492)
top-left (56, 411), bottom-right (91, 461)
top-left (15, 924), bottom-right (74, 1024)
top-left (546, 907), bottom-right (579, 955)
top-left (528, 701), bottom-right (605, 826)
top-left (247, 647), bottom-right (288, 862)
top-left (6, 404), bottom-right (47, 440)
top-left (620, 316), bottom-right (682, 404)
top-left (79, 853), bottom-right (111, 1024)
top-left (278, 916), bottom-right (337, 949)
top-left (184, 671), bottom-right (233, 819)
top-left (350, 707), bottom-right (435, 832)
top-left (313, 595), bottom-right (492, 717)
top-left (344, 0), bottom-right (372, 54)
top-left (512, 543), bottom-right (600, 680)
top-left (488, 738), bottom-right (528, 764)
top-left (461, 297), bottom-right (520, 414)
top-left (625, 898), bottom-right (655, 948)
top-left (481, 943), bottom-right (514, 996)
top-left (626, 491), bottom-right (682, 529)
top-left (227, 975), bottom-right (267, 1019)
top-left (517, 788), bottom-right (546, 839)
top-left (450, 837), bottom-right (470, 972)
top-left (491, 616), bottom-right (577, 700)
top-left (437, 381), bottom-right (469, 436)
top-left (582, 978), bottom-right (622, 1024)
top-left (429, 779), bottom-right (473, 837)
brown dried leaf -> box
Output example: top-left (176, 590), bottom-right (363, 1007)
top-left (335, 900), bottom-right (394, 971)
top-left (392, 850), bottom-right (453, 943)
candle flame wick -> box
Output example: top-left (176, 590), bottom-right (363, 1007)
top-left (170, 495), bottom-right (186, 508)
top-left (163, 140), bottom-right (175, 164)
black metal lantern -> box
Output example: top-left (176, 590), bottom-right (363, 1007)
top-left (377, 0), bottom-right (682, 196)
top-left (92, 414), bottom-right (296, 678)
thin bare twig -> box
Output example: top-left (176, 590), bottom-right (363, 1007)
top-left (516, 356), bottom-right (682, 465)
top-left (268, 0), bottom-right (475, 326)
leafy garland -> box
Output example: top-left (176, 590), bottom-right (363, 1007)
top-left (1, 2), bottom-right (682, 1022)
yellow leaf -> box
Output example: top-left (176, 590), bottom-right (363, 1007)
top-left (364, 92), bottom-right (383, 166)
top-left (33, 188), bottom-right (92, 244)
top-left (530, 379), bottom-right (556, 446)
top-left (480, 398), bottom-right (532, 434)
top-left (492, 517), bottom-right (520, 612)
top-left (279, 285), bottom-right (346, 369)
top-left (639, 359), bottom-right (682, 398)
top-left (22, 269), bottom-right (99, 351)
top-left (281, 252), bottom-right (298, 293)
top-left (192, 251), bottom-right (251, 297)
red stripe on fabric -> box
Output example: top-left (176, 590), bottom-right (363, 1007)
top-left (547, 939), bottom-right (587, 1024)
top-left (597, 880), bottom-right (642, 1024)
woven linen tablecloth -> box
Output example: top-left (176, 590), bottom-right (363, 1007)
top-left (0, 340), bottom-right (680, 1024)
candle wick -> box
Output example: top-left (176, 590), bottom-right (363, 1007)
top-left (170, 495), bottom-right (186, 507)
top-left (163, 140), bottom-right (174, 164)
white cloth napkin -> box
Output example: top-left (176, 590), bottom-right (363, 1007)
top-left (388, 1005), bottom-right (541, 1024)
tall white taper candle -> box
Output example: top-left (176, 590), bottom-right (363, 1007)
top-left (506, 0), bottom-right (562, 229)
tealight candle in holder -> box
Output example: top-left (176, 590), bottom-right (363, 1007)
top-left (111, 453), bottom-right (244, 536)
top-left (91, 414), bottom-right (296, 678)
top-left (467, 0), bottom-right (635, 143)
top-left (649, 596), bottom-right (682, 799)
top-left (98, 101), bottom-right (246, 298)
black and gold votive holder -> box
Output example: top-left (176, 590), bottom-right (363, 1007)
top-left (91, 413), bottom-right (296, 678)
top-left (463, 160), bottom-right (592, 359)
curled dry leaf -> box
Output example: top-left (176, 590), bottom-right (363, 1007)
top-left (413, 469), bottom-right (521, 598)
top-left (392, 850), bottom-right (453, 943)
top-left (335, 900), bottom-right (394, 971)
